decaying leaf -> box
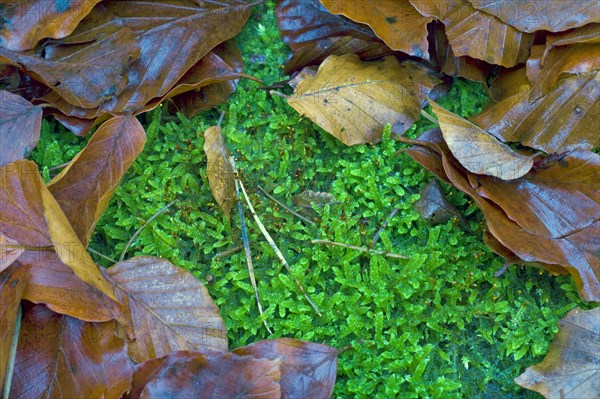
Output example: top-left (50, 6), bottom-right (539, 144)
top-left (284, 54), bottom-right (442, 145)
top-left (468, 0), bottom-right (600, 33)
top-left (11, 305), bottom-right (134, 399)
top-left (409, 0), bottom-right (534, 67)
top-left (0, 90), bottom-right (42, 165)
top-left (107, 256), bottom-right (228, 363)
top-left (320, 0), bottom-right (431, 59)
top-left (429, 100), bottom-right (535, 180)
top-left (40, 183), bottom-right (118, 302)
top-left (470, 67), bottom-right (599, 153)
top-left (0, 234), bottom-right (24, 272)
top-left (292, 190), bottom-right (337, 208)
top-left (47, 115), bottom-right (146, 246)
top-left (204, 122), bottom-right (236, 219)
top-left (129, 350), bottom-right (281, 399)
top-left (0, 0), bottom-right (102, 51)
top-left (414, 179), bottom-right (462, 226)
top-left (515, 307), bottom-right (600, 398)
top-left (233, 338), bottom-right (339, 399)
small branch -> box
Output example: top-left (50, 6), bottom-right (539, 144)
top-left (257, 185), bottom-right (316, 226)
top-left (312, 239), bottom-right (409, 260)
top-left (88, 247), bottom-right (118, 265)
top-left (212, 245), bottom-right (243, 261)
top-left (370, 207), bottom-right (399, 249)
top-left (119, 200), bottom-right (177, 262)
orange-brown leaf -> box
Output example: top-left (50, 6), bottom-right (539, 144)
top-left (47, 115), bottom-right (146, 246)
top-left (0, 91), bottom-right (42, 165)
top-left (107, 256), bottom-right (228, 363)
top-left (515, 307), bottom-right (600, 398)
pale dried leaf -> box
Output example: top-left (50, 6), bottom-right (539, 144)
top-left (204, 125), bottom-right (236, 219)
top-left (0, 90), bottom-right (42, 165)
top-left (0, 233), bottom-right (24, 273)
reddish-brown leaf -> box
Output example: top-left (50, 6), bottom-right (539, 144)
top-left (0, 264), bottom-right (29, 386)
top-left (0, 6), bottom-right (140, 109)
top-left (128, 350), bottom-right (281, 399)
top-left (107, 256), bottom-right (228, 363)
top-left (47, 116), bottom-right (146, 246)
top-left (320, 0), bottom-right (431, 59)
top-left (410, 0), bottom-right (534, 67)
top-left (0, 0), bottom-right (102, 51)
top-left (233, 338), bottom-right (339, 399)
top-left (468, 0), bottom-right (600, 33)
top-left (276, 0), bottom-right (393, 74)
top-left (11, 305), bottom-right (134, 399)
top-left (470, 67), bottom-right (599, 153)
top-left (0, 91), bottom-right (42, 165)
top-left (515, 307), bottom-right (600, 398)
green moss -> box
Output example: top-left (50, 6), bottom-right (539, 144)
top-left (31, 2), bottom-right (596, 397)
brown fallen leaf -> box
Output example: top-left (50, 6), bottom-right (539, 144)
top-left (128, 350), bottom-right (281, 399)
top-left (47, 115), bottom-right (146, 246)
top-left (543, 24), bottom-right (600, 58)
top-left (107, 256), bottom-right (228, 363)
top-left (11, 305), bottom-right (134, 399)
top-left (0, 264), bottom-right (28, 388)
top-left (414, 179), bottom-right (463, 226)
top-left (0, 0), bottom-right (102, 51)
top-left (515, 307), bottom-right (600, 398)
top-left (283, 54), bottom-right (442, 145)
top-left (320, 0), bottom-right (431, 59)
top-left (470, 67), bottom-right (599, 153)
top-left (429, 100), bottom-right (535, 180)
top-left (0, 90), bottom-right (42, 165)
top-left (204, 118), bottom-right (236, 219)
top-left (468, 0), bottom-right (600, 33)
top-left (409, 0), bottom-right (533, 67)
top-left (233, 338), bottom-right (339, 399)
top-left (0, 233), bottom-right (24, 273)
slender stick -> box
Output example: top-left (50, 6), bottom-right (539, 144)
top-left (120, 200), bottom-right (177, 262)
top-left (3, 304), bottom-right (21, 399)
top-left (212, 245), bottom-right (244, 261)
top-left (88, 247), bottom-right (118, 264)
top-left (257, 185), bottom-right (316, 226)
top-left (312, 239), bottom-right (409, 259)
top-left (231, 158), bottom-right (322, 316)
top-left (370, 207), bottom-right (400, 249)
top-left (233, 167), bottom-right (272, 334)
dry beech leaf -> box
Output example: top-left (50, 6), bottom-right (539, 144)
top-left (470, 67), bottom-right (599, 153)
top-left (47, 115), bottom-right (146, 246)
top-left (233, 338), bottom-right (339, 399)
top-left (11, 305), bottom-right (134, 399)
top-left (0, 90), bottom-right (42, 165)
top-left (40, 182), bottom-right (118, 302)
top-left (129, 350), bottom-right (281, 399)
top-left (0, 233), bottom-right (24, 272)
top-left (429, 100), bottom-right (534, 180)
top-left (515, 307), bottom-right (600, 398)
top-left (0, 7), bottom-right (140, 109)
top-left (107, 256), bottom-right (228, 363)
top-left (284, 54), bottom-right (441, 145)
top-left (0, 160), bottom-right (51, 247)
top-left (0, 0), bottom-right (102, 51)
top-left (0, 264), bottom-right (29, 387)
top-left (320, 0), bottom-right (431, 59)
top-left (468, 0), bottom-right (600, 33)
top-left (276, 0), bottom-right (393, 74)
top-left (543, 24), bottom-right (600, 59)
top-left (409, 0), bottom-right (533, 67)
top-left (204, 123), bottom-right (236, 219)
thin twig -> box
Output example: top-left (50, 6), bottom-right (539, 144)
top-left (232, 158), bottom-right (322, 317)
top-left (212, 245), bottom-right (243, 261)
top-left (232, 163), bottom-right (272, 334)
top-left (370, 207), bottom-right (400, 249)
top-left (257, 185), bottom-right (316, 226)
top-left (3, 304), bottom-right (21, 399)
top-left (312, 239), bottom-right (409, 259)
top-left (88, 247), bottom-right (118, 264)
top-left (420, 109), bottom-right (439, 125)
top-left (119, 200), bottom-right (177, 262)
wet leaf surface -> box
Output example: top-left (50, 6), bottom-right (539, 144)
top-left (0, 91), bottom-right (42, 165)
top-left (515, 307), bottom-right (600, 398)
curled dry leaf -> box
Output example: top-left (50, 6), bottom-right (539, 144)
top-left (320, 0), bottom-right (431, 59)
top-left (204, 123), bottom-right (236, 219)
top-left (429, 100), bottom-right (535, 180)
top-left (0, 90), bottom-right (42, 165)
top-left (11, 305), bottom-right (134, 399)
top-left (515, 307), bottom-right (600, 398)
top-left (470, 67), bottom-right (599, 153)
top-left (107, 256), bottom-right (228, 363)
top-left (0, 0), bottom-right (102, 51)
top-left (233, 338), bottom-right (339, 399)
top-left (47, 115), bottom-right (146, 246)
top-left (284, 54), bottom-right (442, 145)
top-left (467, 0), bottom-right (600, 33)
top-left (409, 0), bottom-right (533, 67)
top-left (129, 350), bottom-right (281, 399)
